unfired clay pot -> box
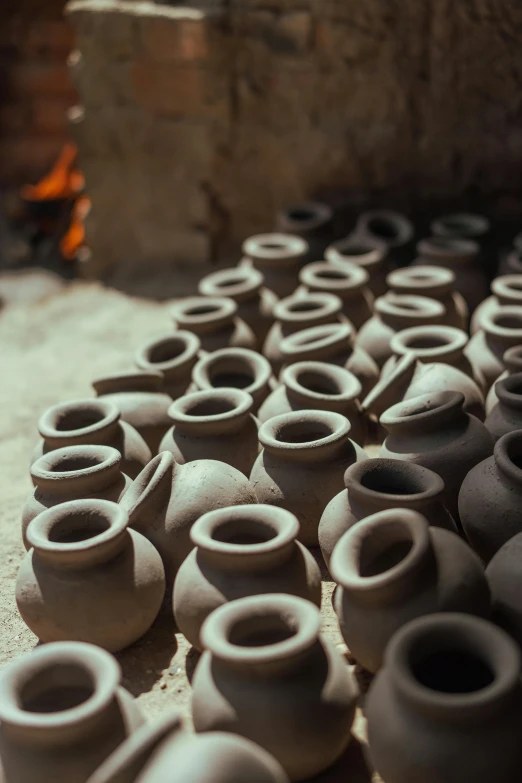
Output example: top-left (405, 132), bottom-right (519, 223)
top-left (331, 509), bottom-right (489, 673)
top-left (262, 291), bottom-right (345, 374)
top-left (325, 234), bottom-right (389, 297)
top-left (159, 388), bottom-right (258, 476)
top-left (380, 391), bottom-right (494, 522)
top-left (250, 410), bottom-right (367, 546)
top-left (280, 322), bottom-right (379, 397)
top-left (93, 372), bottom-right (173, 453)
top-left (485, 373), bottom-right (522, 442)
top-left (198, 266), bottom-right (277, 346)
top-left (297, 261), bottom-right (373, 329)
top-left (191, 594), bottom-right (358, 781)
top-left (17, 499), bottom-right (165, 652)
top-left (471, 275), bottom-right (522, 334)
top-left (120, 452), bottom-right (256, 585)
top-left (460, 430), bottom-right (522, 563)
top-left (355, 210), bottom-right (414, 268)
top-left (485, 345), bottom-right (522, 413)
top-left (0, 641), bottom-right (143, 783)
top-left (191, 347), bottom-right (275, 413)
top-left (23, 445), bottom-right (131, 549)
top-left (319, 458), bottom-right (457, 570)
top-left (387, 264), bottom-right (468, 330)
top-left (466, 305), bottom-right (522, 391)
top-left (414, 236), bottom-right (488, 313)
top-left (431, 211), bottom-right (490, 240)
top-left (366, 613), bottom-right (522, 783)
top-left (170, 297), bottom-right (256, 353)
top-left (240, 234), bottom-right (308, 298)
top-left (173, 504), bottom-right (321, 650)
top-left (356, 293), bottom-right (446, 368)
top-left (486, 532), bottom-right (522, 650)
top-left (276, 202), bottom-right (334, 262)
top-left (134, 331), bottom-right (201, 398)
top-left (32, 399), bottom-right (151, 480)
top-left (257, 361), bottom-right (366, 445)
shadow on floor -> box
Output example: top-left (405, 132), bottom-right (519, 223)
top-left (305, 736), bottom-right (374, 782)
top-left (116, 613), bottom-right (178, 698)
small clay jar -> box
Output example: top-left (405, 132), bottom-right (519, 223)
top-left (173, 504), bottom-right (321, 651)
top-left (198, 266), bottom-right (277, 346)
top-left (414, 236), bottom-right (488, 313)
top-left (331, 509), bottom-right (489, 673)
top-left (355, 210), bottom-right (414, 268)
top-left (380, 391), bottom-right (494, 522)
top-left (23, 445), bottom-right (131, 549)
top-left (356, 294), bottom-right (446, 368)
top-left (296, 260), bottom-right (373, 329)
top-left (159, 389), bottom-right (258, 476)
top-left (325, 234), bottom-right (389, 297)
top-left (460, 430), bottom-right (522, 563)
top-left (17, 499), bottom-right (165, 652)
top-left (486, 345), bottom-right (522, 413)
top-left (32, 399), bottom-right (151, 480)
top-left (257, 361), bottom-right (366, 446)
top-left (466, 305), bottom-right (522, 391)
top-left (134, 330), bottom-right (201, 398)
top-left (93, 372), bottom-right (173, 454)
top-left (431, 211), bottom-right (490, 241)
top-left (191, 347), bottom-right (275, 413)
top-left (240, 233), bottom-right (308, 299)
top-left (121, 452), bottom-right (256, 585)
top-left (250, 410), bottom-right (367, 546)
top-left (262, 291), bottom-right (345, 374)
top-left (170, 297), bottom-right (256, 353)
top-left (471, 275), bottom-right (522, 335)
top-left (280, 322), bottom-right (379, 397)
top-left (0, 642), bottom-right (143, 783)
top-left (366, 613), bottom-right (522, 783)
top-left (485, 373), bottom-right (522, 442)
top-left (319, 458), bottom-right (457, 570)
top-left (486, 532), bottom-right (522, 650)
top-left (276, 202), bottom-right (334, 262)
top-left (191, 594), bottom-right (358, 781)
top-left (387, 265), bottom-right (468, 330)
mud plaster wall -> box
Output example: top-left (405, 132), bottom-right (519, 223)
top-left (67, 0), bottom-right (522, 276)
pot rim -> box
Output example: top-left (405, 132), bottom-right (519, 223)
top-left (280, 322), bottom-right (353, 360)
top-left (387, 264), bottom-right (455, 292)
top-left (325, 235), bottom-right (387, 267)
top-left (167, 388), bottom-right (253, 425)
top-left (282, 360), bottom-right (362, 402)
top-left (279, 201), bottom-right (333, 231)
top-left (272, 292), bottom-right (343, 325)
top-left (30, 444), bottom-right (122, 488)
top-left (356, 210), bottom-right (414, 247)
top-left (135, 331), bottom-right (200, 373)
top-left (344, 458), bottom-right (445, 504)
top-left (389, 325), bottom-right (468, 360)
top-left (495, 429), bottom-right (522, 485)
top-left (431, 212), bottom-right (490, 238)
top-left (416, 236), bottom-right (479, 261)
top-left (375, 294), bottom-right (445, 321)
top-left (380, 390), bottom-right (465, 429)
top-left (481, 305), bottom-right (522, 339)
top-left (299, 260), bottom-right (369, 292)
top-left (170, 297), bottom-right (237, 327)
top-left (258, 409), bottom-right (352, 458)
top-left (198, 266), bottom-right (264, 299)
top-left (491, 275), bottom-right (522, 303)
top-left (192, 347), bottom-right (273, 396)
top-left (242, 233), bottom-right (308, 265)
top-left (38, 399), bottom-right (120, 441)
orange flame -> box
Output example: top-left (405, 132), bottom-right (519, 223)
top-left (21, 142), bottom-right (84, 201)
top-left (60, 195), bottom-right (91, 259)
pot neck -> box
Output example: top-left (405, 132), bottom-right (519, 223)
top-left (258, 410), bottom-right (356, 463)
top-left (198, 267), bottom-right (264, 303)
top-left (120, 452), bottom-right (173, 534)
top-left (168, 389), bottom-right (253, 436)
top-left (375, 295), bottom-right (445, 330)
top-left (170, 297), bottom-right (237, 334)
top-left (380, 391), bottom-right (467, 439)
top-left (93, 371), bottom-right (165, 396)
top-left (192, 348), bottom-right (272, 403)
top-left (345, 459), bottom-right (445, 515)
top-left (31, 446), bottom-right (123, 497)
top-left (387, 265), bottom-right (455, 298)
top-left (281, 361), bottom-right (361, 413)
top-left (38, 400), bottom-right (121, 449)
top-left (135, 331), bottom-right (200, 383)
top-left (242, 233), bottom-right (308, 270)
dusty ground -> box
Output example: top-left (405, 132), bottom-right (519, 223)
top-left (0, 270), bottom-right (377, 782)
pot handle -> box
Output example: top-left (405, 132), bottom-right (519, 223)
top-left (362, 353), bottom-right (416, 418)
top-left (120, 452), bottom-right (173, 533)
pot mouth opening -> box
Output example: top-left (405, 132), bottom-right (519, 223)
top-left (281, 322), bottom-right (352, 357)
top-left (145, 335), bottom-right (196, 364)
top-left (287, 300), bottom-right (324, 313)
top-left (410, 647), bottom-right (494, 695)
top-left (182, 397), bottom-right (236, 417)
top-left (366, 216), bottom-right (401, 240)
top-left (19, 664), bottom-right (95, 714)
top-left (392, 326), bottom-right (466, 357)
top-left (434, 213), bottom-right (489, 236)
top-left (212, 517), bottom-right (278, 546)
top-left (504, 345), bottom-right (522, 367)
top-left (275, 293), bottom-right (341, 323)
top-left (39, 401), bottom-right (119, 439)
top-left (52, 406), bottom-right (107, 432)
top-left (173, 297), bottom-right (236, 325)
top-left (228, 614), bottom-right (297, 648)
top-left (335, 242), bottom-right (379, 257)
top-left (192, 505), bottom-right (299, 554)
top-left (47, 509), bottom-right (112, 544)
top-left (492, 313), bottom-right (522, 330)
top-left (294, 369), bottom-right (344, 395)
top-left (213, 274), bottom-right (249, 288)
top-left (501, 431), bottom-right (522, 471)
top-left (359, 463), bottom-right (431, 496)
top-left (357, 520), bottom-right (414, 577)
top-left (287, 207), bottom-right (317, 221)
top-left (49, 454), bottom-right (104, 472)
top-left (185, 304), bottom-right (221, 317)
top-left (275, 419), bottom-right (335, 444)
top-left (500, 373), bottom-right (522, 398)
top-left (242, 233), bottom-right (308, 261)
top-left (209, 370), bottom-right (255, 389)
top-left (493, 276), bottom-right (522, 296)
top-left (314, 267), bottom-right (350, 281)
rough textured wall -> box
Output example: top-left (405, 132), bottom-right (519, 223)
top-left (67, 0), bottom-right (522, 275)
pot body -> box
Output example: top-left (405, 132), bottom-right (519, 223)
top-left (240, 234), bottom-right (308, 298)
top-left (486, 532), bottom-right (522, 649)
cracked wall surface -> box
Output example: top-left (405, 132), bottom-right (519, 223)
top-left (67, 0), bottom-right (522, 275)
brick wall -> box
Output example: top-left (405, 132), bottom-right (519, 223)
top-left (0, 0), bottom-right (77, 185)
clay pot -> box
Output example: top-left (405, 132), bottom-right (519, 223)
top-left (159, 389), bottom-right (258, 476)
top-left (466, 305), bottom-right (522, 391)
top-left (198, 266), bottom-right (277, 345)
top-left (356, 293), bottom-right (446, 368)
top-left (431, 211), bottom-right (490, 241)
top-left (276, 202), bottom-right (334, 262)
top-left (17, 499), bottom-right (165, 651)
top-left (486, 345), bottom-right (522, 413)
top-left (499, 247), bottom-right (522, 276)
top-left (280, 322), bottom-right (379, 397)
top-left (257, 361), bottom-right (366, 445)
top-left (240, 233), bottom-right (308, 298)
top-left (32, 399), bottom-right (151, 480)
top-left (471, 275), bottom-right (522, 334)
top-left (191, 347), bottom-right (275, 413)
top-left (173, 504), bottom-right (321, 651)
top-left (331, 509), bottom-right (489, 673)
top-left (134, 331), bottom-right (200, 398)
top-left (485, 373), bottom-right (522, 441)
top-left (366, 613), bottom-right (522, 783)
top-left (460, 430), bottom-right (522, 562)
top-left (170, 297), bottom-right (256, 352)
top-left (250, 410), bottom-right (367, 546)
top-left (387, 264), bottom-right (468, 330)
top-left (414, 236), bottom-right (488, 313)
top-left (262, 291), bottom-right (345, 374)
top-left (23, 445), bottom-right (131, 549)
top-left (325, 234), bottom-right (389, 297)
top-left (93, 372), bottom-right (173, 454)
top-left (0, 641), bottom-right (143, 783)
top-left (380, 391), bottom-right (494, 521)
top-left (191, 594), bottom-right (358, 781)
top-left (486, 532), bottom-right (522, 650)
top-left (121, 452), bottom-right (256, 585)
top-left (319, 458), bottom-right (457, 570)
top-left (296, 260), bottom-right (373, 329)
top-left (355, 210), bottom-right (414, 267)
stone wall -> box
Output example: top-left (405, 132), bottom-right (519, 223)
top-left (67, 0), bottom-right (522, 277)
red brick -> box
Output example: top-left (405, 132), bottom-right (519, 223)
top-left (9, 62), bottom-right (77, 98)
